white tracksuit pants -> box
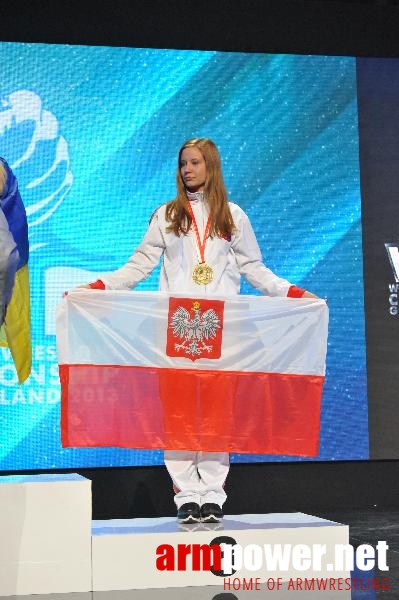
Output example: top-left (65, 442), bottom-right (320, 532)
top-left (164, 450), bottom-right (229, 509)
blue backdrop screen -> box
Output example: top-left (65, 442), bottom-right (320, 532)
top-left (0, 42), bottom-right (367, 469)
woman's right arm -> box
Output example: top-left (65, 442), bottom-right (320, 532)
top-left (90, 210), bottom-right (165, 290)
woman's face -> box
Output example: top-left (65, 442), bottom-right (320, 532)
top-left (180, 147), bottom-right (207, 192)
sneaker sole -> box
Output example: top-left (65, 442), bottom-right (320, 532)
top-left (201, 515), bottom-right (222, 523)
top-left (178, 515), bottom-right (201, 524)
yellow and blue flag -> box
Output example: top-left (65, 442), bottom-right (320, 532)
top-left (0, 158), bottom-right (31, 383)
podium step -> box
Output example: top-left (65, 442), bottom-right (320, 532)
top-left (0, 473), bottom-right (92, 596)
top-left (92, 512), bottom-right (349, 591)
top-left (93, 587), bottom-right (351, 599)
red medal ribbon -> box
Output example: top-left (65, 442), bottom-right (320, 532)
top-left (186, 200), bottom-right (211, 263)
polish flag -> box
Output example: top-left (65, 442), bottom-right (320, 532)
top-left (57, 290), bottom-right (328, 456)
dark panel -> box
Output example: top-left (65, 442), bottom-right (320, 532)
top-left (357, 58), bottom-right (399, 458)
top-left (1, 0), bottom-right (399, 57)
top-left (2, 461), bottom-right (399, 517)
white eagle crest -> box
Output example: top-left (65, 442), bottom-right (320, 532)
top-left (170, 301), bottom-right (220, 357)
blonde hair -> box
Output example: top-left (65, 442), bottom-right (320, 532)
top-left (0, 162), bottom-right (6, 197)
top-left (165, 138), bottom-right (236, 238)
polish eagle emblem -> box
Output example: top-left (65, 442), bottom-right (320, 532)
top-left (169, 300), bottom-right (221, 358)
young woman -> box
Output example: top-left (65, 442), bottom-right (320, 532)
top-left (84, 137), bottom-right (317, 523)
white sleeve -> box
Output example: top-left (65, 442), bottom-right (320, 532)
top-left (0, 207), bottom-right (19, 324)
top-left (100, 211), bottom-right (165, 290)
top-left (231, 210), bottom-right (292, 296)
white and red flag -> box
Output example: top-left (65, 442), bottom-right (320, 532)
top-left (57, 290), bottom-right (328, 456)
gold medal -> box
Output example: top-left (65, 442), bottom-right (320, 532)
top-left (192, 262), bottom-right (214, 285)
top-left (186, 197), bottom-right (213, 286)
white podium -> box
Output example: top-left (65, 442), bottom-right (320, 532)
top-left (0, 473), bottom-right (351, 597)
top-left (0, 473), bottom-right (92, 596)
top-left (92, 512), bottom-right (350, 591)
top-left (92, 584), bottom-right (351, 599)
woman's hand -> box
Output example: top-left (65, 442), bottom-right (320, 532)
top-left (63, 283), bottom-right (92, 297)
top-left (302, 291), bottom-right (321, 299)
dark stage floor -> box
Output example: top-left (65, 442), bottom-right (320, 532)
top-left (320, 508), bottom-right (399, 599)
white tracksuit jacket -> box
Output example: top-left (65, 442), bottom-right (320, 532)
top-left (100, 196), bottom-right (294, 297)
